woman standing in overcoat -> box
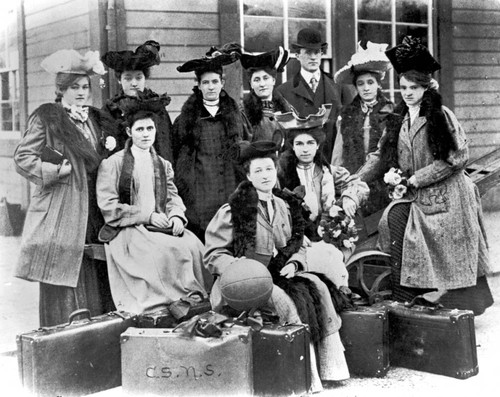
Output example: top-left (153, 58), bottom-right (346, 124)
top-left (240, 46), bottom-right (291, 144)
top-left (173, 44), bottom-right (250, 241)
top-left (358, 37), bottom-right (493, 314)
top-left (14, 50), bottom-right (118, 326)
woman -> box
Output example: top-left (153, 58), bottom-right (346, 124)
top-left (101, 40), bottom-right (173, 161)
top-left (332, 42), bottom-right (394, 215)
top-left (358, 37), bottom-right (493, 314)
top-left (173, 44), bottom-right (250, 241)
top-left (96, 104), bottom-right (212, 314)
top-left (240, 46), bottom-right (291, 144)
top-left (14, 49), bottom-right (118, 326)
top-left (205, 141), bottom-right (350, 389)
top-left (277, 109), bottom-right (369, 246)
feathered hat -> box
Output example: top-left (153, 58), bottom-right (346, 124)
top-left (177, 43), bottom-right (241, 75)
top-left (240, 46), bottom-right (290, 73)
top-left (334, 41), bottom-right (391, 84)
top-left (101, 40), bottom-right (161, 73)
top-left (385, 36), bottom-right (441, 74)
top-left (41, 50), bottom-right (106, 75)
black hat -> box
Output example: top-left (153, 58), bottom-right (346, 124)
top-left (239, 140), bottom-right (278, 164)
top-left (177, 43), bottom-right (241, 75)
top-left (385, 36), bottom-right (441, 74)
top-left (240, 46), bottom-right (290, 73)
top-left (291, 28), bottom-right (328, 52)
top-left (101, 40), bottom-right (161, 73)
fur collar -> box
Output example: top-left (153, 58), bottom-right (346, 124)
top-left (380, 89), bottom-right (457, 169)
top-left (242, 89), bottom-right (290, 127)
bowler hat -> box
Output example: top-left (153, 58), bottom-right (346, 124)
top-left (385, 36), bottom-right (440, 75)
top-left (291, 28), bottom-right (328, 52)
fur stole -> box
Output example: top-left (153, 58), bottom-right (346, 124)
top-left (340, 93), bottom-right (393, 173)
top-left (118, 139), bottom-right (167, 212)
top-left (242, 89), bottom-right (290, 127)
top-left (380, 89), bottom-right (458, 169)
top-left (228, 181), bottom-right (326, 342)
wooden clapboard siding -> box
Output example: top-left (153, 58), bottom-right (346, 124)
top-left (451, 0), bottom-right (500, 160)
top-left (121, 0), bottom-right (221, 119)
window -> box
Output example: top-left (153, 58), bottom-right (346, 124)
top-left (0, 3), bottom-right (20, 135)
top-left (355, 0), bottom-right (433, 102)
top-left (240, 0), bottom-right (332, 86)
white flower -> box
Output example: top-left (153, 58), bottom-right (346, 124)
top-left (348, 219), bottom-right (355, 228)
top-left (328, 204), bottom-right (343, 218)
top-left (343, 239), bottom-right (354, 248)
top-left (105, 136), bottom-right (117, 151)
top-left (332, 229), bottom-right (342, 238)
top-left (391, 184), bottom-right (408, 200)
top-left (384, 168), bottom-right (403, 186)
top-left (317, 225), bottom-right (325, 238)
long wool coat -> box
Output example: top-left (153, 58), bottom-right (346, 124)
top-left (14, 103), bottom-right (116, 287)
top-left (172, 87), bottom-right (249, 238)
top-left (276, 71), bottom-right (351, 160)
top-left (359, 105), bottom-right (490, 289)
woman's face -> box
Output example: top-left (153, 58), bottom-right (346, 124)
top-left (293, 133), bottom-right (319, 165)
top-left (246, 157), bottom-right (277, 194)
top-left (355, 73), bottom-right (380, 103)
top-left (399, 76), bottom-right (426, 107)
top-left (198, 72), bottom-right (223, 101)
top-left (250, 70), bottom-right (275, 100)
top-left (62, 76), bottom-right (90, 107)
top-left (127, 117), bottom-right (156, 150)
top-left (119, 70), bottom-right (146, 96)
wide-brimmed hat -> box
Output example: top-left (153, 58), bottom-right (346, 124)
top-left (101, 40), bottom-right (161, 73)
top-left (385, 36), bottom-right (441, 74)
top-left (41, 50), bottom-right (106, 75)
top-left (177, 43), bottom-right (241, 75)
top-left (239, 140), bottom-right (279, 164)
top-left (291, 28), bottom-right (328, 52)
top-left (240, 46), bottom-right (290, 73)
top-left (334, 41), bottom-right (391, 84)
top-left (275, 104), bottom-right (332, 131)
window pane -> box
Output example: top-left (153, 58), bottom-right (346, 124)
top-left (2, 103), bottom-right (12, 131)
top-left (358, 22), bottom-right (392, 46)
top-left (288, 19), bottom-right (326, 50)
top-left (396, 0), bottom-right (428, 23)
top-left (244, 17), bottom-right (284, 52)
top-left (396, 25), bottom-right (428, 47)
top-left (243, 0), bottom-right (283, 16)
top-left (1, 72), bottom-right (9, 101)
top-left (288, 0), bottom-right (326, 19)
top-left (358, 0), bottom-right (391, 21)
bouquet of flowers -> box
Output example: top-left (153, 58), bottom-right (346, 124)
top-left (318, 205), bottom-right (358, 250)
top-left (383, 167), bottom-right (408, 200)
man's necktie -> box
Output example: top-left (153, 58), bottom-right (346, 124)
top-left (310, 77), bottom-right (318, 93)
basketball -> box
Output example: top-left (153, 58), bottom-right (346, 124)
top-left (220, 258), bottom-right (274, 311)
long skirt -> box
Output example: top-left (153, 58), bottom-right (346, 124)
top-left (387, 202), bottom-right (494, 315)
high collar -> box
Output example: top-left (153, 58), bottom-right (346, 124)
top-left (300, 69), bottom-right (320, 83)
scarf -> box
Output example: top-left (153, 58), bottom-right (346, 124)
top-left (118, 139), bottom-right (167, 212)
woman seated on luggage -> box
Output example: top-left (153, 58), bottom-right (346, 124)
top-left (331, 42), bottom-right (394, 216)
top-left (240, 46), bottom-right (291, 144)
top-left (204, 141), bottom-right (350, 390)
top-left (96, 102), bottom-right (212, 314)
top-left (357, 36), bottom-right (493, 315)
top-left (276, 109), bottom-right (369, 261)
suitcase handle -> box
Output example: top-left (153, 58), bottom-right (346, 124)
top-left (68, 309), bottom-right (92, 324)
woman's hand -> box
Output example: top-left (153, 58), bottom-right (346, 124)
top-left (150, 212), bottom-right (170, 228)
top-left (342, 197), bottom-right (357, 218)
top-left (169, 216), bottom-right (185, 236)
top-left (407, 175), bottom-right (417, 188)
top-left (280, 263), bottom-right (297, 279)
top-left (58, 159), bottom-right (72, 178)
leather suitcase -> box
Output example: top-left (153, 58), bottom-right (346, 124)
top-left (252, 324), bottom-right (311, 396)
top-left (339, 306), bottom-right (389, 377)
top-left (121, 325), bottom-right (254, 396)
top-left (378, 301), bottom-right (478, 379)
top-left (16, 309), bottom-right (137, 396)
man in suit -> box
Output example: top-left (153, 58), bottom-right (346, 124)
top-left (277, 28), bottom-right (352, 160)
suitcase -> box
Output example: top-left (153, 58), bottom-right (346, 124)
top-left (16, 309), bottom-right (137, 396)
top-left (378, 301), bottom-right (478, 379)
top-left (137, 308), bottom-right (177, 329)
top-left (121, 325), bottom-right (254, 396)
top-left (252, 324), bottom-right (311, 396)
top-left (339, 306), bottom-right (389, 377)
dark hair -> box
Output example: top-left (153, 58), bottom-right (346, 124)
top-left (243, 153), bottom-right (278, 174)
top-left (125, 109), bottom-right (159, 130)
top-left (287, 128), bottom-right (327, 166)
top-left (195, 68), bottom-right (223, 82)
top-left (55, 73), bottom-right (91, 102)
top-left (245, 67), bottom-right (277, 83)
top-left (352, 71), bottom-right (383, 87)
top-left (115, 68), bottom-right (151, 81)
top-left (399, 69), bottom-right (432, 88)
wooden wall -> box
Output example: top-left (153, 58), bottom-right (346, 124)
top-left (451, 0), bottom-right (500, 160)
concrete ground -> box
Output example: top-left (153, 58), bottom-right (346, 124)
top-left (1, 211), bottom-right (499, 396)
